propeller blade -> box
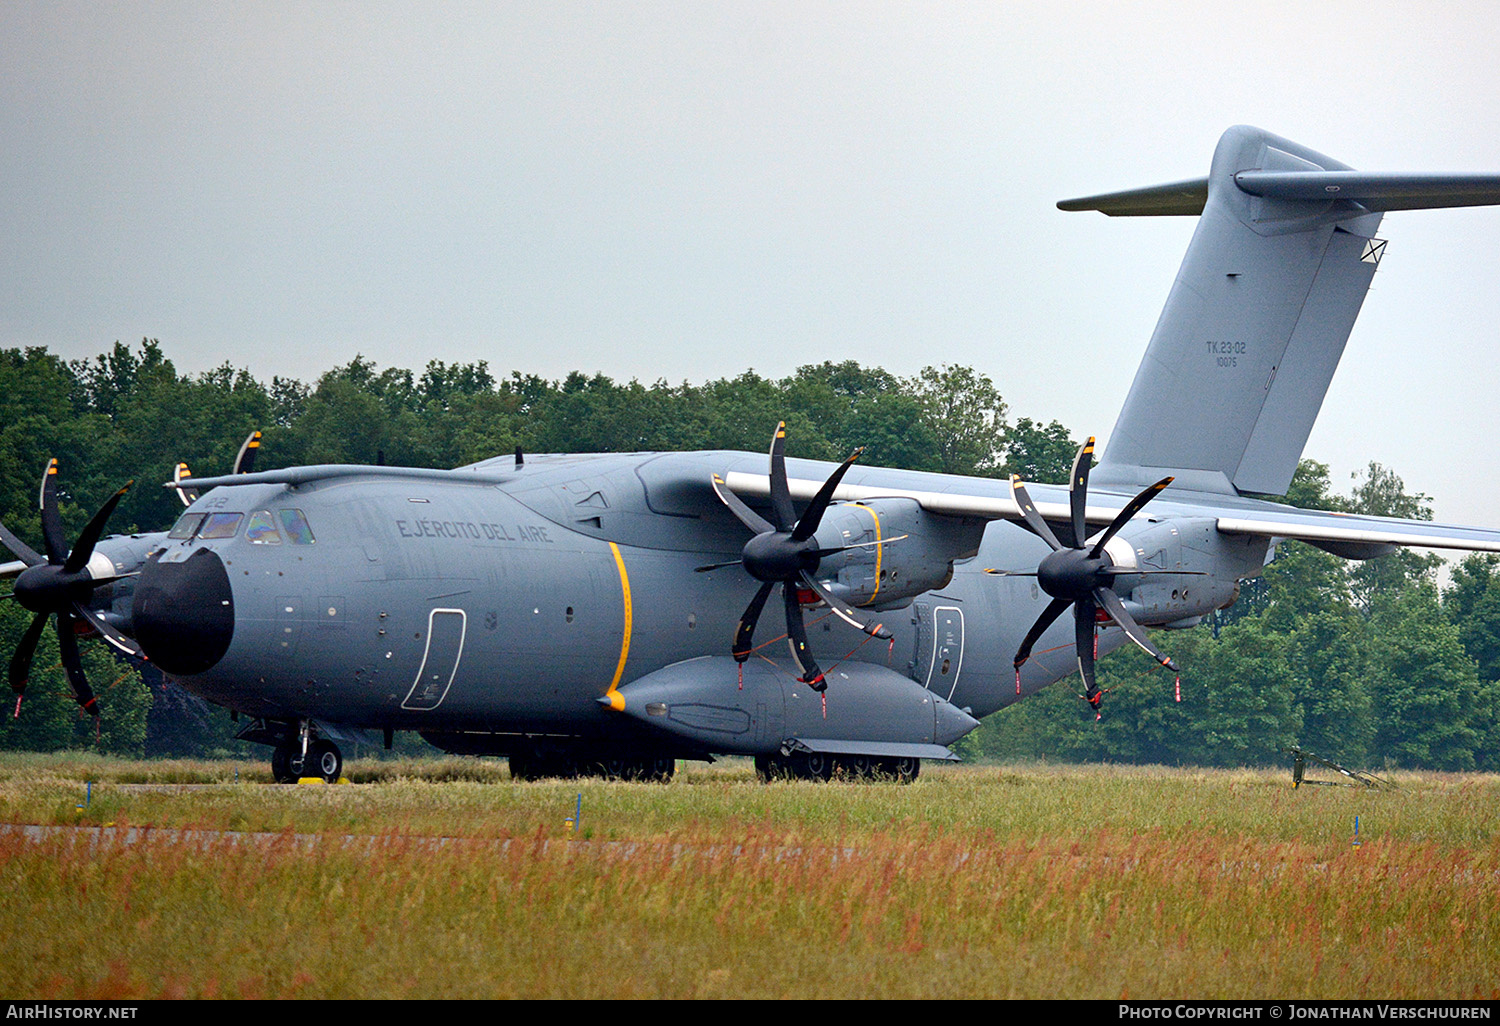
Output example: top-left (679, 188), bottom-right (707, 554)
top-left (1068, 437), bottom-right (1096, 552)
top-left (1010, 475), bottom-right (1065, 552)
top-left (1098, 566), bottom-right (1208, 576)
top-left (1074, 599), bottom-right (1099, 702)
top-left (0, 519), bottom-right (43, 568)
top-left (233, 430), bottom-right (262, 475)
top-left (55, 614), bottom-right (98, 715)
top-left (172, 463), bottom-right (198, 507)
top-left (9, 612), bottom-right (48, 694)
top-left (72, 602), bottom-right (143, 659)
top-left (798, 572), bottom-right (891, 640)
top-left (1092, 587), bottom-right (1178, 672)
top-left (732, 581), bottom-right (776, 662)
top-left (711, 474), bottom-right (773, 536)
top-left (984, 568), bottom-right (1038, 577)
top-left (1014, 597), bottom-right (1070, 668)
top-left (1088, 476), bottom-right (1175, 558)
top-left (810, 533), bottom-right (908, 561)
top-left (38, 460), bottom-right (66, 566)
top-left (62, 481), bottom-right (131, 574)
top-left (767, 423), bottom-right (795, 532)
top-left (782, 582), bottom-right (824, 688)
top-left (693, 558), bottom-right (745, 574)
top-left (790, 447), bottom-right (862, 542)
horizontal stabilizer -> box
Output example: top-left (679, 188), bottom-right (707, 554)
top-left (1060, 171), bottom-right (1500, 218)
top-left (1233, 170), bottom-right (1500, 211)
top-left (1058, 177), bottom-right (1208, 216)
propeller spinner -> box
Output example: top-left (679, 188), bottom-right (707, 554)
top-left (699, 423), bottom-right (892, 691)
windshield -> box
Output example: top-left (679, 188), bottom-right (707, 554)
top-left (168, 512), bottom-right (205, 540)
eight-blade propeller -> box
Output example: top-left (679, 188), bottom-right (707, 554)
top-left (699, 423), bottom-right (893, 691)
top-left (1, 460), bottom-right (142, 716)
top-left (997, 437), bottom-right (1180, 715)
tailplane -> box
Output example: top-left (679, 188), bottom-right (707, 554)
top-left (1067, 125), bottom-right (1500, 497)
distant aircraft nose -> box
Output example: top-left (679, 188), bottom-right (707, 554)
top-left (132, 548), bottom-right (235, 675)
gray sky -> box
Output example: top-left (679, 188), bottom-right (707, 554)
top-left (6, 1), bottom-right (1500, 528)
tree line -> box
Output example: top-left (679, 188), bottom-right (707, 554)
top-left (2, 339), bottom-right (1497, 770)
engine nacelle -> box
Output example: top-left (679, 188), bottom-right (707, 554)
top-left (810, 498), bottom-right (985, 611)
top-left (1107, 517), bottom-right (1265, 626)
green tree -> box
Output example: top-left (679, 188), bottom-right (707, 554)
top-left (1346, 462), bottom-right (1443, 613)
top-left (905, 364), bottom-right (1008, 477)
top-left (1001, 417), bottom-right (1080, 485)
top-left (1368, 584), bottom-right (1483, 770)
top-left (1283, 610), bottom-right (1374, 764)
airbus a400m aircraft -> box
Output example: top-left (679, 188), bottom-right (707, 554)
top-left (10, 125), bottom-right (1500, 783)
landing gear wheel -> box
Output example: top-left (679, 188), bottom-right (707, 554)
top-left (795, 751), bottom-right (832, 782)
top-left (884, 756), bottom-right (920, 783)
top-left (601, 757), bottom-right (629, 780)
top-left (509, 752), bottom-right (536, 781)
top-left (310, 739), bottom-right (342, 783)
top-left (271, 744), bottom-right (305, 784)
top-left (641, 758), bottom-right (676, 782)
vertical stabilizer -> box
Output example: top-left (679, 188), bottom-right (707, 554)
top-left (1081, 126), bottom-right (1384, 496)
top-left (1072, 127), bottom-right (1500, 496)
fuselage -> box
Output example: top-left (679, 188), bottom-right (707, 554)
top-left (126, 448), bottom-right (1267, 752)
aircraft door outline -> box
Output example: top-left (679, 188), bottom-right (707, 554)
top-left (923, 605), bottom-right (965, 702)
top-left (402, 608), bottom-right (467, 711)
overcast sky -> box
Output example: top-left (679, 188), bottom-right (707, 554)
top-left (6, 1), bottom-right (1500, 528)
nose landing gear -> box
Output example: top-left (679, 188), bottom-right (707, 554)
top-left (240, 717), bottom-right (344, 783)
top-left (271, 736), bottom-right (343, 783)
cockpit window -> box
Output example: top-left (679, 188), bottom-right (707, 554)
top-left (245, 510), bottom-right (282, 544)
top-left (198, 512), bottom-right (244, 540)
top-left (278, 509), bottom-right (315, 545)
top-left (168, 512), bottom-right (206, 540)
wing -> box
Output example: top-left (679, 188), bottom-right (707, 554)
top-left (719, 468), bottom-right (1500, 555)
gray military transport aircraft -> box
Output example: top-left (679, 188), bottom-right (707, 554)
top-left (9, 125), bottom-right (1500, 783)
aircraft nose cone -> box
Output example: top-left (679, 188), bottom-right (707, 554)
top-left (934, 700), bottom-right (980, 747)
top-left (132, 548), bottom-right (235, 675)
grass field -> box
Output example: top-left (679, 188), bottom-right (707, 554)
top-left (1, 753), bottom-right (1496, 999)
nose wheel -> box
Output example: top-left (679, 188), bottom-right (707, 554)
top-left (271, 737), bottom-right (343, 783)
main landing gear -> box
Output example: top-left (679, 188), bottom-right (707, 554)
top-left (754, 752), bottom-right (919, 783)
top-left (508, 750), bottom-right (676, 782)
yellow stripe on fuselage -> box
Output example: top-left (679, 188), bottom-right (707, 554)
top-left (853, 502), bottom-right (882, 606)
top-left (605, 542), bottom-right (633, 711)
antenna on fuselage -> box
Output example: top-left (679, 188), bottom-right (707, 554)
top-left (514, 446), bottom-right (524, 469)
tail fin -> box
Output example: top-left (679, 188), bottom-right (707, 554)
top-left (1069, 125), bottom-right (1500, 497)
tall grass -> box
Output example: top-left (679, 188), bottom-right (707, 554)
top-left (1, 755), bottom-right (1496, 998)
